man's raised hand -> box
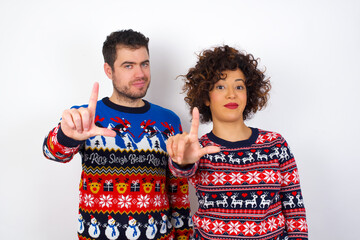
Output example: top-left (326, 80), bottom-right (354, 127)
top-left (60, 82), bottom-right (116, 141)
top-left (166, 107), bottom-right (220, 166)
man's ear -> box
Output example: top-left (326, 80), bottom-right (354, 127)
top-left (104, 63), bottom-right (113, 79)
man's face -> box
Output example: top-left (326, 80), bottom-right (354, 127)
top-left (105, 46), bottom-right (150, 103)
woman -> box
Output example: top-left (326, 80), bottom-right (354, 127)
top-left (167, 45), bottom-right (308, 240)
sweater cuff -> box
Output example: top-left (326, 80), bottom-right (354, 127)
top-left (57, 126), bottom-right (85, 147)
top-left (171, 160), bottom-right (195, 171)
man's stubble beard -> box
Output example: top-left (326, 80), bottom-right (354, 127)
top-left (113, 77), bottom-right (151, 102)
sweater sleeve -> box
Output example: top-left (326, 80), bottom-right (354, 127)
top-left (168, 137), bottom-right (205, 178)
top-left (278, 139), bottom-right (308, 240)
top-left (168, 158), bottom-right (199, 178)
top-left (166, 167), bottom-right (194, 239)
top-left (42, 124), bottom-right (84, 163)
top-left (166, 120), bottom-right (194, 239)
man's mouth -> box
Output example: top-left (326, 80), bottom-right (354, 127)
top-left (132, 81), bottom-right (146, 88)
top-left (132, 79), bottom-right (147, 88)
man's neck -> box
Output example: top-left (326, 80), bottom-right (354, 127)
top-left (109, 94), bottom-right (145, 108)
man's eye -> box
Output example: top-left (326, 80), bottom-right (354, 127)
top-left (125, 65), bottom-right (132, 69)
top-left (142, 62), bottom-right (149, 67)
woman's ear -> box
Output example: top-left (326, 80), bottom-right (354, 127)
top-left (205, 99), bottom-right (210, 107)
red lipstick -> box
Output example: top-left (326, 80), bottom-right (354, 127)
top-left (224, 103), bottom-right (239, 109)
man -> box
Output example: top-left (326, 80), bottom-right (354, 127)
top-left (43, 29), bottom-right (192, 240)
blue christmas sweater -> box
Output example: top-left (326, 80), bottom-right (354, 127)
top-left (43, 97), bottom-right (193, 240)
top-left (169, 128), bottom-right (308, 240)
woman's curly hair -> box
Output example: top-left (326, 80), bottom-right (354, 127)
top-left (182, 45), bottom-right (271, 123)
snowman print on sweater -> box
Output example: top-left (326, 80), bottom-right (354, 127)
top-left (88, 215), bottom-right (101, 238)
top-left (171, 211), bottom-right (184, 228)
top-left (145, 214), bottom-right (158, 239)
top-left (77, 212), bottom-right (85, 234)
top-left (105, 215), bottom-right (120, 239)
top-left (159, 213), bottom-right (172, 234)
top-left (125, 216), bottom-right (141, 240)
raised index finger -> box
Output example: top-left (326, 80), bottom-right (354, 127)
top-left (88, 82), bottom-right (99, 113)
top-left (189, 107), bottom-right (200, 139)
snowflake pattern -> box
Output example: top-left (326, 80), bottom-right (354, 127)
top-left (278, 214), bottom-right (285, 227)
top-left (228, 172), bottom-right (244, 184)
top-left (266, 132), bottom-right (279, 141)
top-left (227, 221), bottom-right (241, 235)
top-left (286, 219), bottom-right (296, 232)
top-left (163, 195), bottom-right (168, 207)
top-left (292, 170), bottom-right (300, 183)
top-left (84, 194), bottom-right (94, 207)
top-left (200, 172), bottom-right (210, 185)
top-left (99, 194), bottom-right (113, 208)
top-left (281, 172), bottom-right (291, 186)
top-left (298, 218), bottom-right (308, 232)
top-left (118, 195), bottom-right (132, 209)
top-left (153, 195), bottom-right (162, 207)
top-left (137, 194), bottom-right (150, 208)
top-left (267, 217), bottom-right (277, 231)
top-left (170, 195), bottom-right (177, 204)
top-left (258, 221), bottom-right (268, 235)
top-left (212, 172), bottom-right (227, 185)
top-left (193, 215), bottom-right (201, 227)
top-left (212, 220), bottom-right (226, 234)
top-left (246, 171), bottom-right (261, 184)
top-left (201, 218), bottom-right (211, 232)
top-left (181, 195), bottom-right (189, 205)
top-left (242, 222), bottom-right (257, 236)
top-left (263, 170), bottom-right (277, 183)
top-left (256, 134), bottom-right (266, 144)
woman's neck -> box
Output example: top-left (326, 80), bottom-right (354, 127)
top-left (212, 120), bottom-right (252, 142)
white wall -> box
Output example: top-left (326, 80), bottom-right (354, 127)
top-left (1, 0), bottom-right (359, 239)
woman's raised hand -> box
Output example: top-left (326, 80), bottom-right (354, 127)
top-left (166, 107), bottom-right (220, 166)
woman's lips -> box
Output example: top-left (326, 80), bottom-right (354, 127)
top-left (224, 103), bottom-right (239, 109)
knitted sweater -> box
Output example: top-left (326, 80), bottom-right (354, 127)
top-left (169, 128), bottom-right (308, 240)
top-left (43, 97), bottom-right (192, 240)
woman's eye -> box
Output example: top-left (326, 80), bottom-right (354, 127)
top-left (216, 85), bottom-right (224, 90)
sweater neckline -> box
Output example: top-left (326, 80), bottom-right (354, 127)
top-left (102, 97), bottom-right (151, 114)
top-left (207, 127), bottom-right (259, 148)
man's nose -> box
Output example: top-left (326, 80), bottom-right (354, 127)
top-left (134, 66), bottom-right (145, 78)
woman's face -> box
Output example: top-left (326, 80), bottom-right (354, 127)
top-left (206, 69), bottom-right (247, 124)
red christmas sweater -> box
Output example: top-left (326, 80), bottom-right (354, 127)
top-left (169, 128), bottom-right (308, 240)
top-left (43, 98), bottom-right (193, 240)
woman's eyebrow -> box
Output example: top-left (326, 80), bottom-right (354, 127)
top-left (235, 78), bottom-right (245, 82)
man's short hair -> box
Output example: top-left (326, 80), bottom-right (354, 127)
top-left (102, 29), bottom-right (149, 70)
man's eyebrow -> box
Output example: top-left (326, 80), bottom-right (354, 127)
top-left (120, 59), bottom-right (149, 66)
top-left (142, 60), bottom-right (150, 64)
top-left (120, 61), bottom-right (136, 66)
